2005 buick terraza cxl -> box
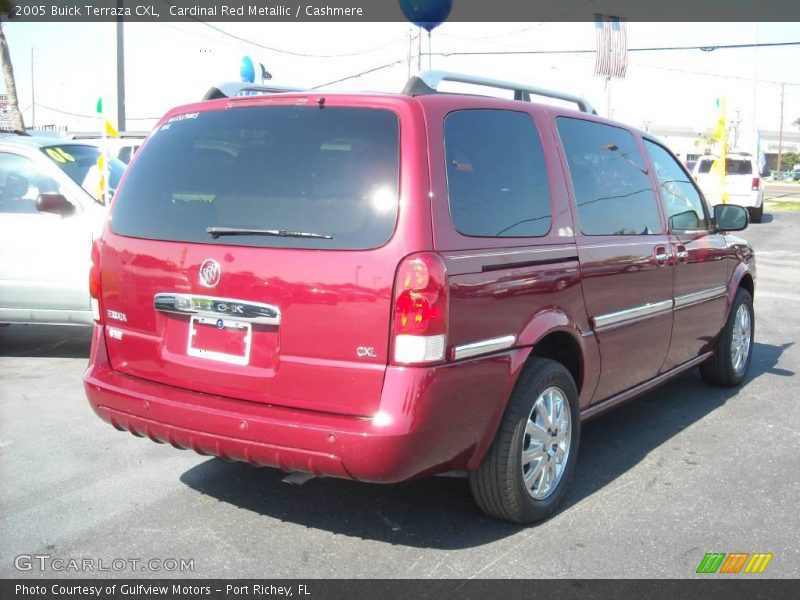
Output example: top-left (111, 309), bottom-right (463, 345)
top-left (84, 71), bottom-right (756, 523)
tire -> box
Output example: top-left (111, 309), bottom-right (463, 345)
top-left (750, 205), bottom-right (763, 223)
top-left (700, 288), bottom-right (754, 387)
top-left (469, 358), bottom-right (580, 524)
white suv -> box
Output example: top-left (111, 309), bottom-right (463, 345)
top-left (692, 153), bottom-right (765, 222)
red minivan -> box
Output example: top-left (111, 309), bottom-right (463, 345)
top-left (84, 71), bottom-right (756, 523)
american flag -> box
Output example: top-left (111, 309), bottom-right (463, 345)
top-left (594, 14), bottom-right (628, 79)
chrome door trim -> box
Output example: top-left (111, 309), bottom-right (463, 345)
top-left (674, 286), bottom-right (727, 309)
top-left (447, 247), bottom-right (575, 261)
top-left (592, 299), bottom-right (673, 331)
top-left (154, 293), bottom-right (281, 325)
top-left (452, 334), bottom-right (516, 361)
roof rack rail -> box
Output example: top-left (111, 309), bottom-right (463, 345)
top-left (202, 82), bottom-right (306, 101)
top-left (402, 70), bottom-right (596, 115)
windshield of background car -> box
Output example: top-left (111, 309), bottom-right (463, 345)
top-left (109, 106), bottom-right (401, 250)
top-left (697, 158), bottom-right (753, 175)
top-left (41, 144), bottom-right (125, 203)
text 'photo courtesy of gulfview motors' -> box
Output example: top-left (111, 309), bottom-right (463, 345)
top-left (1, 0), bottom-right (799, 594)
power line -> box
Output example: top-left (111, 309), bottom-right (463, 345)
top-left (312, 41), bottom-right (800, 90)
top-left (34, 103), bottom-right (158, 121)
top-left (565, 51), bottom-right (800, 86)
top-left (157, 0), bottom-right (404, 58)
top-left (432, 40), bottom-right (800, 57)
top-left (312, 60), bottom-right (405, 89)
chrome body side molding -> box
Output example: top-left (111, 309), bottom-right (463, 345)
top-left (592, 286), bottom-right (729, 331)
top-left (592, 299), bottom-right (673, 331)
top-left (674, 286), bottom-right (727, 309)
top-left (452, 335), bottom-right (517, 361)
top-left (154, 293), bottom-right (281, 325)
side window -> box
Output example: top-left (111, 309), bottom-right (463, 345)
top-left (644, 140), bottom-right (709, 231)
top-left (444, 109), bottom-right (551, 237)
top-left (0, 152), bottom-right (47, 214)
top-left (556, 118), bottom-right (662, 236)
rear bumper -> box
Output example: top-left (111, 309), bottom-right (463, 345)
top-left (84, 325), bottom-right (521, 483)
top-left (705, 191), bottom-right (763, 208)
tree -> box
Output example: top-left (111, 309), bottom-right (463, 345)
top-left (781, 151), bottom-right (800, 170)
top-left (0, 20), bottom-right (25, 131)
top-left (793, 117), bottom-right (800, 130)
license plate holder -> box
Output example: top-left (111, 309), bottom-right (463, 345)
top-left (188, 316), bottom-right (252, 365)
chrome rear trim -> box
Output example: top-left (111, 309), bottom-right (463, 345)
top-left (452, 334), bottom-right (516, 361)
top-left (154, 293), bottom-right (281, 325)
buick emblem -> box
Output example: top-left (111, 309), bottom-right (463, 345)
top-left (199, 259), bottom-right (221, 288)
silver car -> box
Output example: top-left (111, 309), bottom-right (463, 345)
top-left (0, 135), bottom-right (126, 326)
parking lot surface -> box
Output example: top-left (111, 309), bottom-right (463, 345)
top-left (1, 213), bottom-right (798, 579)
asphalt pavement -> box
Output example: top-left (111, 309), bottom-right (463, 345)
top-left (1, 213), bottom-right (798, 579)
top-left (765, 182), bottom-right (800, 200)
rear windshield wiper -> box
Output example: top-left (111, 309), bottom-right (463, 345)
top-left (207, 226), bottom-right (332, 240)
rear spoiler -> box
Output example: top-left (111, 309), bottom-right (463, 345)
top-left (202, 82), bottom-right (306, 100)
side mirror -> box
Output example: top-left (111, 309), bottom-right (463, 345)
top-left (714, 204), bottom-right (748, 232)
top-left (36, 193), bottom-right (75, 217)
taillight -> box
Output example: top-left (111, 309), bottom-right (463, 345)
top-left (89, 239), bottom-right (102, 322)
top-left (391, 252), bottom-right (448, 365)
top-left (751, 177), bottom-right (760, 191)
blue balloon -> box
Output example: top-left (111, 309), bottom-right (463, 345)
top-left (398, 0), bottom-right (453, 33)
top-left (240, 56), bottom-right (255, 83)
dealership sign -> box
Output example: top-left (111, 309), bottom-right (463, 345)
top-left (0, 94), bottom-right (12, 130)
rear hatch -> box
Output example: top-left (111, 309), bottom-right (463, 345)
top-left (100, 99), bottom-right (415, 416)
top-left (694, 156), bottom-right (755, 204)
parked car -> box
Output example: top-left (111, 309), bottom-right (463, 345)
top-left (83, 71), bottom-right (756, 523)
top-left (0, 135), bottom-right (126, 325)
top-left (69, 132), bottom-right (147, 164)
top-left (692, 152), bottom-right (765, 222)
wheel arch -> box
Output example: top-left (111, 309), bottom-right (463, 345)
top-left (466, 308), bottom-right (599, 471)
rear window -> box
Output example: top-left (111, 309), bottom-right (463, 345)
top-left (110, 106), bottom-right (400, 249)
top-left (697, 158), bottom-right (752, 175)
top-left (42, 144), bottom-right (125, 203)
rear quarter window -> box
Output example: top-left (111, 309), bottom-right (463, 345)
top-left (110, 106), bottom-right (400, 250)
top-left (444, 109), bottom-right (551, 238)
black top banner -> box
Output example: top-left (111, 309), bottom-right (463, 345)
top-left (1, 0), bottom-right (800, 22)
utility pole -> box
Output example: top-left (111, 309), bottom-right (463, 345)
top-left (417, 30), bottom-right (422, 72)
top-left (731, 109), bottom-right (741, 150)
top-left (406, 27), bottom-right (412, 79)
top-left (776, 82), bottom-right (785, 174)
top-left (115, 8), bottom-right (126, 132)
top-left (30, 46), bottom-right (34, 129)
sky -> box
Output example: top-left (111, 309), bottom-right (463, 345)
top-left (2, 20), bottom-right (799, 150)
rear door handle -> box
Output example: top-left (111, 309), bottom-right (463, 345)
top-left (676, 244), bottom-right (689, 263)
top-left (654, 245), bottom-right (670, 266)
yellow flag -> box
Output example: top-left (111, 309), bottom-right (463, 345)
top-left (710, 97), bottom-right (728, 204)
top-left (105, 119), bottom-right (119, 138)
